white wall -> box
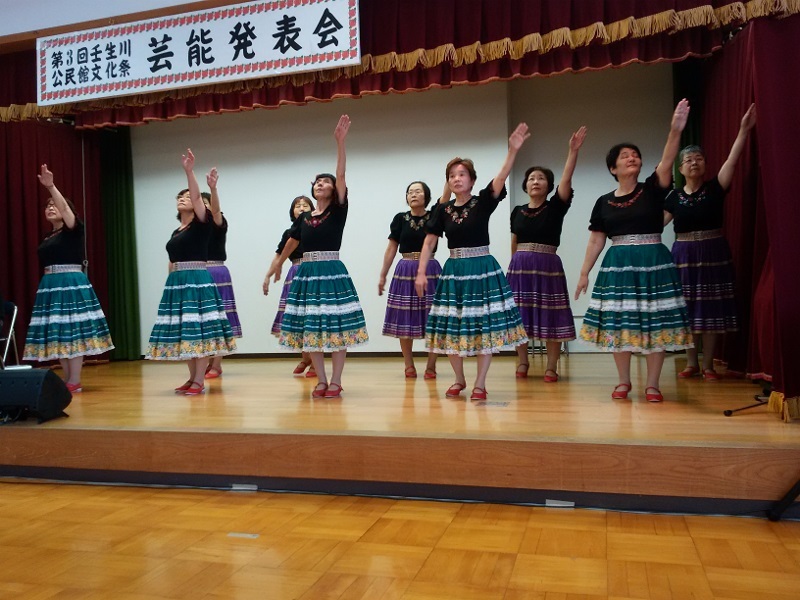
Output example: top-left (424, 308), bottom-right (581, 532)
top-left (132, 61), bottom-right (675, 355)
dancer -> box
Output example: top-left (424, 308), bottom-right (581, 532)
top-left (264, 195), bottom-right (316, 378)
top-left (664, 104), bottom-right (755, 380)
top-left (415, 124), bottom-right (530, 401)
top-left (378, 181), bottom-right (441, 379)
top-left (575, 100), bottom-right (693, 402)
top-left (145, 150), bottom-right (237, 395)
top-left (23, 165), bottom-right (114, 392)
top-left (265, 115), bottom-right (368, 399)
top-left (203, 168), bottom-right (243, 379)
top-left (508, 126), bottom-right (587, 382)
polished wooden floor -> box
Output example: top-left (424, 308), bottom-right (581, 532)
top-left (1, 480), bottom-right (799, 599)
top-left (2, 354), bottom-right (799, 508)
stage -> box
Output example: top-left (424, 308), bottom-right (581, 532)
top-left (1, 355), bottom-right (799, 516)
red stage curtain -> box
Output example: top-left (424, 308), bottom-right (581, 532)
top-left (0, 121), bottom-right (108, 360)
top-left (751, 14), bottom-right (800, 404)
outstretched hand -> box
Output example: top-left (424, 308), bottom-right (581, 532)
top-left (181, 149), bottom-right (195, 172)
top-left (38, 164), bottom-right (54, 188)
top-left (670, 99), bottom-right (691, 133)
top-left (569, 126), bottom-right (587, 151)
top-left (206, 167), bottom-right (219, 189)
top-left (334, 114), bottom-right (351, 143)
top-left (740, 103), bottom-right (756, 132)
top-left (508, 123), bottom-right (531, 151)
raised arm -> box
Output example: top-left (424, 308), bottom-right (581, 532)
top-left (38, 164), bottom-right (76, 229)
top-left (333, 115), bottom-right (350, 204)
top-left (655, 99), bottom-right (690, 188)
top-left (181, 149), bottom-right (206, 222)
top-left (206, 167), bottom-right (224, 226)
top-left (718, 103), bottom-right (756, 191)
top-left (574, 231), bottom-right (607, 300)
top-left (556, 126), bottom-right (587, 202)
top-left (439, 180), bottom-right (452, 204)
top-left (378, 240), bottom-right (400, 295)
top-left (491, 123), bottom-right (531, 198)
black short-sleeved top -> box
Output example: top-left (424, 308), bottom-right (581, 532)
top-left (276, 227), bottom-right (304, 261)
top-left (663, 176), bottom-right (726, 233)
top-left (510, 187), bottom-right (572, 247)
top-left (38, 219), bottom-right (85, 268)
top-left (207, 215), bottom-right (228, 261)
top-left (289, 195), bottom-right (348, 252)
top-left (425, 183), bottom-right (505, 249)
top-left (388, 210), bottom-right (438, 254)
top-left (166, 212), bottom-right (213, 263)
top-left (588, 172), bottom-right (669, 237)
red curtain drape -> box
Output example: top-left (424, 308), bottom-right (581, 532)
top-left (0, 121), bottom-right (108, 361)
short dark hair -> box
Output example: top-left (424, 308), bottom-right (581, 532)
top-left (311, 173), bottom-right (338, 202)
top-left (606, 143), bottom-right (642, 181)
top-left (521, 166), bottom-right (555, 194)
top-left (445, 158), bottom-right (477, 182)
top-left (290, 195), bottom-right (314, 222)
top-left (176, 188), bottom-right (189, 220)
top-left (405, 181), bottom-right (432, 207)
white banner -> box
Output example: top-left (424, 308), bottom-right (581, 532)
top-left (36, 0), bottom-right (360, 106)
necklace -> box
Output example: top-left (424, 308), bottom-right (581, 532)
top-left (608, 185), bottom-right (643, 208)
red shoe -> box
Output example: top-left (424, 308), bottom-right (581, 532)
top-left (324, 383), bottom-right (343, 398)
top-left (543, 369), bottom-right (559, 383)
top-left (305, 367), bottom-right (317, 379)
top-left (678, 366), bottom-right (700, 379)
top-left (445, 383), bottom-right (466, 397)
top-left (204, 368), bottom-right (222, 380)
top-left (645, 387), bottom-right (664, 402)
top-left (515, 363), bottom-right (529, 379)
top-left (174, 380), bottom-right (193, 393)
top-left (470, 387), bottom-right (487, 401)
top-left (293, 360), bottom-right (311, 375)
top-left (66, 382), bottom-right (82, 394)
top-left (184, 382), bottom-right (205, 396)
top-left (611, 383), bottom-right (632, 400)
top-left (423, 369), bottom-right (437, 380)
top-left (702, 369), bottom-right (720, 381)
top-left (311, 383), bottom-right (328, 398)
top-left (404, 366), bottom-right (417, 379)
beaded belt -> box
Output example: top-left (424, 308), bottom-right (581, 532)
top-left (450, 245), bottom-right (490, 259)
top-left (303, 251), bottom-right (339, 262)
top-left (44, 264), bottom-right (82, 275)
top-left (173, 261), bottom-right (207, 271)
top-left (206, 260), bottom-right (225, 267)
top-left (676, 229), bottom-right (723, 242)
top-left (611, 234), bottom-right (662, 246)
top-left (401, 252), bottom-right (421, 260)
top-left (516, 242), bottom-right (557, 254)
top-left (291, 258), bottom-right (303, 266)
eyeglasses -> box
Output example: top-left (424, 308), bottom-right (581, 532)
top-left (682, 156), bottom-right (705, 164)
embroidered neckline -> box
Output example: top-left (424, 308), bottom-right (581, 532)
top-left (445, 197), bottom-right (478, 225)
top-left (608, 185), bottom-right (643, 208)
top-left (521, 202), bottom-right (547, 218)
top-left (307, 209), bottom-right (332, 228)
top-left (677, 186), bottom-right (707, 207)
top-left (404, 211), bottom-right (429, 230)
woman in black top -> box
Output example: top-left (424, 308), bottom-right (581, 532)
top-left (378, 181), bottom-right (442, 379)
top-left (265, 115), bottom-right (368, 399)
top-left (508, 126), bottom-right (586, 382)
top-left (266, 195), bottom-right (315, 378)
top-left (203, 168), bottom-right (243, 380)
top-left (575, 100), bottom-right (692, 402)
top-left (415, 124), bottom-right (530, 401)
top-left (664, 104), bottom-right (755, 380)
top-left (145, 150), bottom-right (237, 395)
top-left (23, 165), bottom-right (114, 393)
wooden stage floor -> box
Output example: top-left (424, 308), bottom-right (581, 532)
top-left (2, 355), bottom-right (799, 516)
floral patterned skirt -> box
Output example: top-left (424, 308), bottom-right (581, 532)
top-left (279, 259), bottom-right (369, 352)
top-left (580, 243), bottom-right (692, 353)
top-left (146, 267), bottom-right (237, 360)
top-left (425, 254), bottom-right (528, 356)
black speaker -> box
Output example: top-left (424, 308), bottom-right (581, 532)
top-left (0, 369), bottom-right (71, 423)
